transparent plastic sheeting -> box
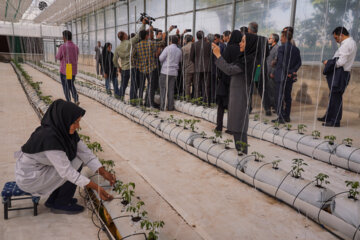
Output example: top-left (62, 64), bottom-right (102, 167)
top-left (24, 61), bottom-right (360, 239)
top-left (39, 60), bottom-right (360, 174)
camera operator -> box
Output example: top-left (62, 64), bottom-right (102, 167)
top-left (132, 24), bottom-right (175, 107)
top-left (113, 17), bottom-right (147, 100)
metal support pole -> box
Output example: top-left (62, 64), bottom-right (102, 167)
top-left (88, 13), bottom-right (90, 58)
top-left (104, 9), bottom-right (106, 42)
top-left (231, 0), bottom-right (236, 31)
top-left (192, 0), bottom-right (196, 33)
top-left (95, 12), bottom-right (98, 44)
top-left (127, 0), bottom-right (130, 34)
top-left (75, 19), bottom-right (78, 45)
top-left (114, 3), bottom-right (117, 47)
top-left (165, 0), bottom-right (168, 31)
top-left (290, 0), bottom-right (297, 28)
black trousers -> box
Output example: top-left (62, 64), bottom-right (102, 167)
top-left (276, 80), bottom-right (294, 119)
top-left (216, 96), bottom-right (227, 131)
top-left (325, 91), bottom-right (343, 124)
top-left (46, 165), bottom-right (83, 205)
top-left (139, 69), bottom-right (158, 107)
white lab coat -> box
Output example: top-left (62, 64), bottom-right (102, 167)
top-left (15, 140), bottom-right (102, 196)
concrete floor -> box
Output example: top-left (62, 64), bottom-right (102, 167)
top-left (15, 63), bottom-right (341, 239)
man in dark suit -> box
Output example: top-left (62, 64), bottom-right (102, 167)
top-left (272, 29), bottom-right (302, 124)
top-left (190, 31), bottom-right (212, 104)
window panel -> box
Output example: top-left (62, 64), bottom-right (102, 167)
top-left (89, 14), bottom-right (96, 31)
top-left (105, 5), bottom-right (115, 27)
top-left (97, 9), bottom-right (105, 29)
top-left (116, 3), bottom-right (128, 26)
top-left (168, 0), bottom-right (193, 14)
top-left (146, 0), bottom-right (165, 18)
top-left (195, 5), bottom-right (232, 35)
top-left (129, 0), bottom-right (144, 23)
top-left (235, 0), bottom-right (291, 36)
top-left (106, 27), bottom-right (116, 47)
top-left (295, 0), bottom-right (360, 62)
top-left (167, 13), bottom-right (193, 32)
top-left (72, 21), bottom-right (76, 35)
top-left (76, 19), bottom-right (82, 34)
top-left (196, 0), bottom-right (232, 9)
top-left (97, 29), bottom-right (105, 43)
top-left (82, 16), bottom-right (88, 33)
top-left (151, 18), bottom-right (165, 31)
top-left (89, 31), bottom-right (97, 55)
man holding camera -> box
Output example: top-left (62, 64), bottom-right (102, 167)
top-left (113, 17), bottom-right (147, 100)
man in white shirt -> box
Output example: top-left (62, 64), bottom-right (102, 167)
top-left (319, 27), bottom-right (357, 127)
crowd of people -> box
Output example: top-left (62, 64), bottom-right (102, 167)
top-left (56, 17), bottom-right (357, 153)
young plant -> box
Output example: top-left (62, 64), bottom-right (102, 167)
top-left (291, 158), bottom-right (308, 178)
top-left (236, 141), bottom-right (249, 156)
top-left (312, 130), bottom-right (321, 139)
top-left (153, 109), bottom-right (160, 118)
top-left (345, 181), bottom-right (359, 200)
top-left (273, 121), bottom-right (280, 130)
top-left (127, 201), bottom-right (148, 222)
top-left (190, 119), bottom-right (200, 132)
top-left (272, 159), bottom-right (282, 170)
top-left (121, 182), bottom-right (136, 205)
top-left (141, 220), bottom-right (165, 240)
top-left (87, 141), bottom-right (103, 153)
top-left (285, 123), bottom-right (292, 130)
top-left (263, 119), bottom-right (269, 125)
top-left (254, 114), bottom-right (259, 121)
top-left (200, 131), bottom-right (207, 138)
top-left (112, 180), bottom-right (124, 193)
top-left (315, 173), bottom-right (330, 188)
top-left (342, 138), bottom-right (353, 147)
top-left (183, 119), bottom-right (191, 129)
top-left (297, 124), bottom-right (307, 134)
top-left (251, 151), bottom-right (264, 162)
top-left (210, 129), bottom-right (222, 144)
top-left (176, 119), bottom-right (183, 127)
top-left (224, 139), bottom-right (233, 149)
top-left (324, 135), bottom-right (336, 145)
top-left (100, 159), bottom-right (115, 174)
top-left (167, 114), bottom-right (175, 123)
top-left (210, 103), bottom-right (217, 108)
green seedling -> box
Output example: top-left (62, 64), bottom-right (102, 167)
top-left (190, 119), bottom-right (200, 132)
top-left (272, 159), bottom-right (282, 169)
top-left (254, 114), bottom-right (259, 121)
top-left (210, 129), bottom-right (222, 144)
top-left (224, 139), bottom-right (233, 149)
top-left (167, 114), bottom-right (175, 123)
top-left (100, 159), bottom-right (115, 174)
top-left (263, 119), bottom-right (269, 125)
top-left (291, 158), bottom-right (308, 178)
top-left (183, 119), bottom-right (191, 129)
top-left (345, 181), bottom-right (359, 200)
top-left (121, 182), bottom-right (135, 205)
top-left (273, 121), bottom-right (280, 130)
top-left (200, 131), bottom-right (207, 138)
top-left (210, 103), bottom-right (217, 108)
top-left (153, 109), bottom-right (160, 118)
top-left (285, 123), bottom-right (292, 130)
top-left (141, 220), bottom-right (165, 240)
top-left (112, 180), bottom-right (124, 193)
top-left (315, 173), bottom-right (330, 188)
top-left (312, 130), bottom-right (321, 139)
top-left (297, 124), bottom-right (307, 134)
top-left (252, 151), bottom-right (264, 162)
top-left (176, 119), bottom-right (183, 127)
top-left (324, 135), bottom-right (336, 145)
top-left (342, 138), bottom-right (353, 147)
top-left (126, 201), bottom-right (147, 222)
top-left (87, 141), bottom-right (103, 153)
top-left (236, 141), bottom-right (249, 156)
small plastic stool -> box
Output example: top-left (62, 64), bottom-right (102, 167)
top-left (1, 181), bottom-right (40, 220)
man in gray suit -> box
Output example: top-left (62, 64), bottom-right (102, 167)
top-left (267, 33), bottom-right (279, 110)
top-left (94, 41), bottom-right (103, 76)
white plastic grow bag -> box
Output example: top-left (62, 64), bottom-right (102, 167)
top-left (331, 196), bottom-right (360, 229)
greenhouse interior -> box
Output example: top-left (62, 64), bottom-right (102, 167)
top-left (1, 0), bottom-right (360, 239)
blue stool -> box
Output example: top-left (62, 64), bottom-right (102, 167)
top-left (1, 181), bottom-right (40, 219)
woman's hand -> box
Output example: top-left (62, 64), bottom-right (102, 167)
top-left (212, 43), bottom-right (221, 59)
top-left (98, 186), bottom-right (113, 201)
top-left (98, 167), bottom-right (116, 185)
top-left (104, 73), bottom-right (108, 78)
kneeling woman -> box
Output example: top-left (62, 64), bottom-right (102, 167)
top-left (15, 99), bottom-right (115, 214)
top-left (212, 33), bottom-right (257, 154)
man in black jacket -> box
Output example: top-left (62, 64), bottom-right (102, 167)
top-left (190, 31), bottom-right (212, 104)
top-left (272, 29), bottom-right (302, 123)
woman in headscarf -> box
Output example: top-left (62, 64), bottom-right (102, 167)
top-left (212, 33), bottom-right (258, 154)
top-left (215, 30), bottom-right (243, 132)
top-left (15, 99), bottom-right (115, 214)
top-left (102, 42), bottom-right (121, 98)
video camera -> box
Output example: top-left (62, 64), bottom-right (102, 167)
top-left (140, 13), bottom-right (155, 25)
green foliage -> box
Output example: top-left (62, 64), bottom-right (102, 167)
top-left (285, 123), bottom-right (292, 130)
top-left (167, 114), bottom-right (175, 123)
top-left (236, 141), bottom-right (249, 156)
top-left (87, 141), bottom-right (103, 153)
top-left (100, 159), bottom-right (115, 174)
top-left (263, 119), bottom-right (269, 124)
top-left (324, 135), bottom-right (336, 145)
top-left (346, 181), bottom-right (360, 200)
top-left (254, 114), bottom-right (259, 121)
top-left (272, 159), bottom-right (282, 169)
top-left (152, 109), bottom-right (160, 118)
top-left (112, 180), bottom-right (124, 193)
top-left (126, 201), bottom-right (147, 219)
top-left (210, 129), bottom-right (222, 143)
top-left (210, 103), bottom-right (217, 108)
top-left (130, 98), bottom-right (142, 106)
top-left (121, 182), bottom-right (136, 205)
top-left (183, 119), bottom-right (191, 129)
top-left (291, 158), bottom-right (308, 178)
top-left (189, 119), bottom-right (200, 132)
top-left (297, 124), bottom-right (307, 134)
top-left (140, 220), bottom-right (165, 240)
top-left (224, 139), bottom-right (233, 149)
top-left (200, 131), bottom-right (207, 138)
top-left (273, 121), bottom-right (280, 129)
top-left (251, 151), bottom-right (264, 162)
top-left (190, 97), bottom-right (203, 106)
top-left (342, 138), bottom-right (353, 147)
top-left (176, 119), bottom-right (183, 126)
top-left (312, 130), bottom-right (321, 139)
top-left (315, 173), bottom-right (330, 187)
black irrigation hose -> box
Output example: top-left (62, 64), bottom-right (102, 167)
top-left (175, 128), bottom-right (186, 145)
top-left (168, 125), bottom-right (180, 141)
top-left (295, 134), bottom-right (310, 153)
top-left (112, 215), bottom-right (132, 221)
top-left (250, 121), bottom-right (262, 136)
top-left (184, 133), bottom-right (202, 152)
top-left (274, 171), bottom-right (292, 199)
top-left (215, 148), bottom-right (231, 166)
top-left (252, 162), bottom-right (272, 188)
top-left (196, 137), bottom-right (209, 156)
top-left (348, 148), bottom-right (360, 172)
top-left (292, 180), bottom-right (316, 207)
top-left (161, 122), bottom-right (173, 138)
top-left (281, 129), bottom-right (296, 148)
top-left (206, 143), bottom-right (222, 163)
top-left (260, 125), bottom-right (275, 140)
top-left (234, 155), bottom-right (256, 178)
top-left (311, 140), bottom-right (330, 163)
top-left (121, 232), bottom-right (147, 240)
top-left (352, 224), bottom-right (360, 240)
top-left (317, 191), bottom-right (349, 224)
